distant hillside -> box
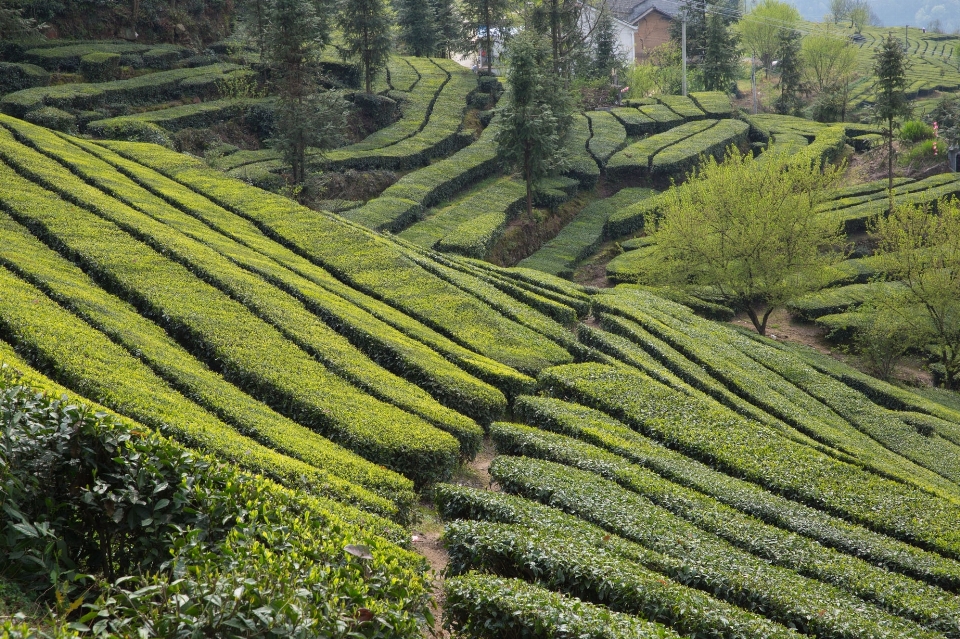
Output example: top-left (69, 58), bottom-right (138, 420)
top-left (787, 0), bottom-right (960, 34)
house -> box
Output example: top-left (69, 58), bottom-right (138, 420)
top-left (608, 0), bottom-right (679, 60)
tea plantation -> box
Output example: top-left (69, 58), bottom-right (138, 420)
top-left (3, 35), bottom-right (960, 639)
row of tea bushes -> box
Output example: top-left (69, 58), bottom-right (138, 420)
top-left (98, 139), bottom-right (574, 377)
top-left (0, 135), bottom-right (463, 487)
top-left (0, 360), bottom-right (432, 637)
top-left (606, 119), bottom-right (717, 181)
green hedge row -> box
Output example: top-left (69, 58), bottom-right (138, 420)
top-left (23, 42), bottom-right (187, 72)
top-left (606, 120), bottom-right (716, 181)
top-left (688, 91), bottom-right (734, 117)
top-left (0, 62), bottom-right (49, 96)
top-left (0, 210), bottom-right (417, 513)
top-left (1, 63), bottom-right (245, 118)
top-left (491, 423), bottom-right (960, 634)
top-left (0, 260), bottom-right (400, 520)
top-left (585, 110), bottom-right (627, 164)
top-left (312, 58), bottom-right (475, 172)
top-left (514, 394), bottom-right (960, 591)
top-left (795, 124), bottom-right (846, 168)
top-left (95, 144), bottom-right (534, 401)
top-left (345, 115), bottom-right (501, 232)
top-left (637, 103), bottom-right (684, 129)
top-left (787, 281), bottom-right (900, 320)
top-left (650, 119), bottom-right (750, 178)
top-left (0, 137), bottom-right (462, 487)
top-left (0, 336), bottom-right (406, 544)
top-left (87, 97), bottom-right (272, 147)
top-left (408, 249), bottom-right (591, 321)
top-left (719, 312), bottom-right (960, 488)
top-left (595, 287), bottom-right (960, 498)
top-left (653, 94), bottom-right (706, 120)
top-left (0, 363), bottom-right (431, 637)
top-left (394, 240), bottom-right (583, 344)
top-left (387, 56), bottom-right (421, 92)
top-left (774, 337), bottom-right (960, 425)
top-left (521, 188), bottom-right (654, 277)
top-left (744, 113), bottom-right (826, 142)
top-left (563, 113), bottom-right (601, 188)
top-left (817, 174), bottom-right (960, 233)
top-left (605, 244), bottom-right (656, 282)
top-left (438, 487), bottom-right (802, 639)
top-left (3, 119), bottom-right (485, 454)
top-left (79, 52), bottom-right (121, 82)
top-left (445, 574), bottom-right (680, 639)
top-left (69, 134), bottom-right (509, 425)
top-left (400, 177), bottom-right (526, 258)
top-left (609, 106), bottom-right (657, 136)
top-left (99, 139), bottom-right (572, 377)
top-left (603, 191), bottom-right (665, 239)
top-left (819, 176), bottom-right (947, 212)
top-left (539, 361), bottom-right (960, 559)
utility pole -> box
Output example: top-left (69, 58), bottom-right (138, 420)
top-left (682, 16), bottom-right (687, 96)
top-left (752, 51), bottom-right (757, 114)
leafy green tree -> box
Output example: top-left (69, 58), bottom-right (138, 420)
top-left (851, 302), bottom-right (921, 381)
top-left (643, 148), bottom-right (846, 335)
top-left (0, 0), bottom-right (41, 40)
top-left (872, 33), bottom-right (911, 209)
top-left (265, 0), bottom-right (343, 185)
top-left (802, 26), bottom-right (858, 121)
top-left (670, 0), bottom-right (739, 70)
top-left (397, 0), bottom-right (437, 57)
top-left (337, 0), bottom-right (393, 94)
top-left (848, 1), bottom-right (869, 33)
top-left (738, 0), bottom-right (800, 77)
top-left (496, 30), bottom-right (572, 216)
top-left (774, 28), bottom-right (805, 115)
top-left (829, 0), bottom-right (851, 24)
top-left (462, 0), bottom-right (513, 74)
top-left (701, 11), bottom-right (741, 92)
top-left (871, 198), bottom-right (960, 389)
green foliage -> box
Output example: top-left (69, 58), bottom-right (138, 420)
top-left (900, 119), bottom-right (935, 141)
top-left (774, 29), bottom-right (805, 115)
top-left (872, 197), bottom-right (960, 389)
top-left (78, 52), bottom-right (119, 82)
top-left (852, 302), bottom-right (923, 380)
top-left (650, 118), bottom-right (749, 178)
top-left (738, 0), bottom-right (801, 74)
top-left (0, 62), bottom-right (48, 95)
top-left (445, 574), bottom-right (679, 639)
top-left (337, 0), bottom-right (393, 94)
top-left (873, 33), bottom-right (912, 196)
top-left (585, 110), bottom-right (626, 163)
top-left (0, 64), bottom-right (245, 118)
top-left (627, 43), bottom-right (682, 98)
top-left (0, 372), bottom-right (433, 637)
top-left (642, 147), bottom-right (845, 334)
top-left (605, 119), bottom-right (715, 181)
top-left (497, 30), bottom-right (573, 216)
top-left (22, 106), bottom-right (75, 132)
top-left (396, 0), bottom-right (437, 57)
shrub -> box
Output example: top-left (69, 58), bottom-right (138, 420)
top-left (0, 62), bottom-right (49, 95)
top-left (22, 106), bottom-right (76, 132)
top-left (900, 119), bottom-right (935, 142)
top-left (142, 48), bottom-right (180, 70)
top-left (79, 52), bottom-right (120, 82)
top-left (606, 120), bottom-right (716, 181)
top-left (585, 110), bottom-right (627, 163)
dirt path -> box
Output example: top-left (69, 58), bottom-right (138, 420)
top-left (412, 437), bottom-right (498, 637)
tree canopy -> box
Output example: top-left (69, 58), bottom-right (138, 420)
top-left (872, 198), bottom-right (960, 389)
top-left (337, 0), bottom-right (393, 94)
top-left (738, 0), bottom-right (801, 76)
top-left (643, 148), bottom-right (846, 335)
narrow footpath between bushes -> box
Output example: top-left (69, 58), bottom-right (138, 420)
top-left (412, 437), bottom-right (498, 638)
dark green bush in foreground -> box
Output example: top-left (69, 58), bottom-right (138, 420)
top-left (0, 368), bottom-right (432, 637)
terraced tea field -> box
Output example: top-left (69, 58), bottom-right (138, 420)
top-left (4, 103), bottom-right (960, 636)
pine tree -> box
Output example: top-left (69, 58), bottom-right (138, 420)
top-left (396, 0), bottom-right (437, 57)
top-left (701, 11), bottom-right (740, 91)
top-left (774, 28), bottom-right (805, 115)
top-left (872, 33), bottom-right (911, 210)
top-left (592, 8), bottom-right (621, 77)
top-left (497, 30), bottom-right (572, 216)
top-left (337, 0), bottom-right (393, 94)
top-left (462, 0), bottom-right (513, 74)
top-left (432, 0), bottom-right (462, 58)
top-left (266, 0), bottom-right (343, 184)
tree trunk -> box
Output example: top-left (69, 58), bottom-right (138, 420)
top-left (888, 117), bottom-right (894, 213)
top-left (485, 0), bottom-right (492, 74)
top-left (745, 305), bottom-right (775, 336)
top-left (524, 146), bottom-right (533, 216)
